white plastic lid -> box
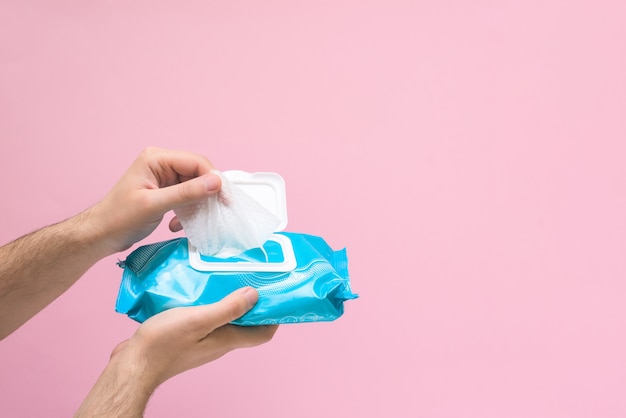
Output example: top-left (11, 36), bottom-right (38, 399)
top-left (187, 170), bottom-right (296, 272)
top-left (221, 170), bottom-right (288, 231)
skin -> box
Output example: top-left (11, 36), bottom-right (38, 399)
top-left (0, 147), bottom-right (278, 417)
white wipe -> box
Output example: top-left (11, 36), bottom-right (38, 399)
top-left (174, 171), bottom-right (281, 258)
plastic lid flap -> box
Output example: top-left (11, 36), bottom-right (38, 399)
top-left (222, 170), bottom-right (288, 231)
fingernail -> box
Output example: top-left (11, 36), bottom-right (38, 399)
top-left (242, 287), bottom-right (258, 309)
top-left (203, 173), bottom-right (221, 191)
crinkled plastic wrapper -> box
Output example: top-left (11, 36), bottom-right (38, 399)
top-left (116, 233), bottom-right (358, 325)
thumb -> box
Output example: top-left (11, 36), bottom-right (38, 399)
top-left (150, 173), bottom-right (221, 213)
top-left (198, 287), bottom-right (259, 333)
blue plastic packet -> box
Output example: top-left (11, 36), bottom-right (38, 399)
top-left (115, 232), bottom-right (357, 325)
top-left (115, 170), bottom-right (357, 325)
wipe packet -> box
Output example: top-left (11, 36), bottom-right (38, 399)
top-left (115, 171), bottom-right (357, 325)
top-left (115, 233), bottom-right (357, 325)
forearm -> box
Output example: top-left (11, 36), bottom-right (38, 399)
top-left (0, 208), bottom-right (112, 339)
top-left (74, 348), bottom-right (158, 418)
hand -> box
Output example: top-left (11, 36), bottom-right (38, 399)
top-left (119, 286), bottom-right (277, 385)
top-left (75, 287), bottom-right (278, 417)
top-left (89, 147), bottom-right (222, 254)
top-left (0, 147), bottom-right (221, 339)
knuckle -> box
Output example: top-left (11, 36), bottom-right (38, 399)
top-left (225, 298), bottom-right (247, 321)
top-left (177, 181), bottom-right (192, 202)
top-left (134, 191), bottom-right (160, 215)
top-left (139, 147), bottom-right (155, 161)
top-left (185, 310), bottom-right (206, 330)
top-left (142, 146), bottom-right (160, 156)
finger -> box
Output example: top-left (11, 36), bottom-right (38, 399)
top-left (149, 173), bottom-right (221, 214)
top-left (210, 324), bottom-right (279, 350)
top-left (146, 147), bottom-right (216, 180)
top-left (169, 216), bottom-right (182, 232)
top-left (193, 287), bottom-right (259, 334)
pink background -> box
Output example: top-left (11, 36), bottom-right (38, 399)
top-left (1, 1), bottom-right (625, 417)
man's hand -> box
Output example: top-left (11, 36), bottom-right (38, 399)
top-left (89, 147), bottom-right (222, 255)
top-left (74, 287), bottom-right (278, 417)
top-left (0, 147), bottom-right (221, 339)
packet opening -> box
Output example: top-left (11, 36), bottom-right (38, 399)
top-left (188, 234), bottom-right (296, 272)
